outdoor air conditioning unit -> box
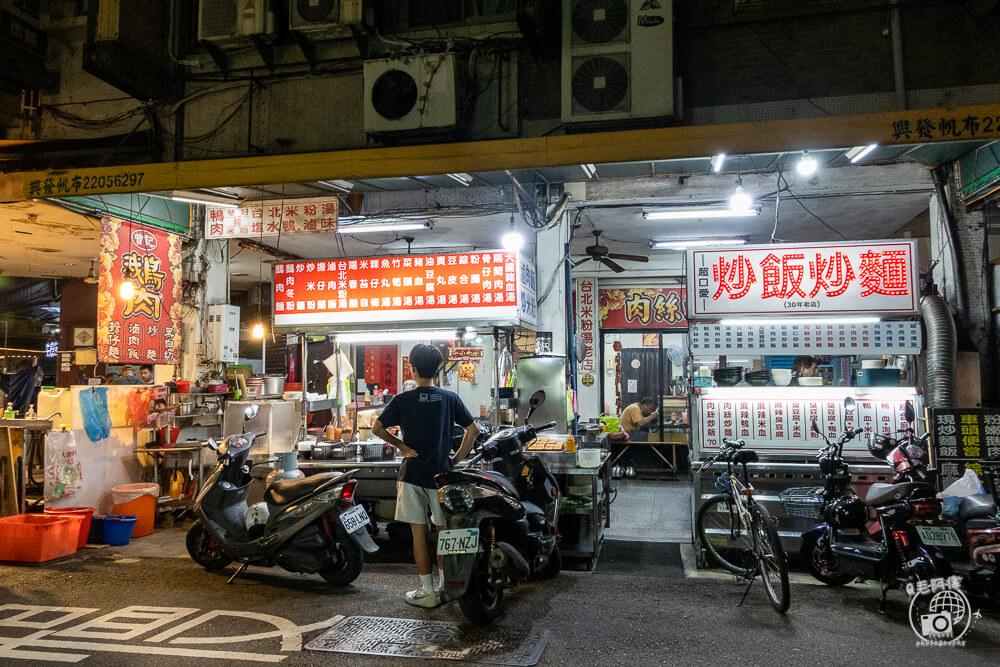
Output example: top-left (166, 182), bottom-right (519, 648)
top-left (290, 0), bottom-right (365, 34)
top-left (561, 0), bottom-right (675, 125)
top-left (363, 53), bottom-right (458, 135)
top-left (199, 0), bottom-right (275, 43)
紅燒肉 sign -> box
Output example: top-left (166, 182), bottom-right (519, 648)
top-left (97, 217), bottom-right (182, 364)
top-left (599, 288), bottom-right (687, 328)
top-left (272, 251), bottom-right (535, 329)
top-left (929, 409), bottom-right (1000, 489)
top-left (205, 197), bottom-right (338, 239)
top-left (687, 240), bottom-right (919, 318)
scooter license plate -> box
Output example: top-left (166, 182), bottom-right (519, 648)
top-left (340, 505), bottom-right (370, 533)
top-left (438, 528), bottom-right (479, 554)
top-left (916, 525), bottom-right (962, 548)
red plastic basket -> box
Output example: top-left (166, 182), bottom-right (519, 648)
top-left (0, 514), bottom-right (78, 562)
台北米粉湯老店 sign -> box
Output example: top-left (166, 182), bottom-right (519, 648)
top-left (687, 240), bottom-right (919, 318)
top-left (205, 197), bottom-right (338, 239)
top-left (272, 250), bottom-right (537, 329)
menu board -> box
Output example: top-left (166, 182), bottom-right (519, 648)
top-left (699, 395), bottom-right (914, 456)
top-left (206, 197), bottom-right (338, 239)
top-left (689, 321), bottom-right (921, 355)
top-left (929, 408), bottom-right (1000, 488)
top-left (272, 250), bottom-right (536, 329)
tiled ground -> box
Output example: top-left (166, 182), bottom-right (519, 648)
top-left (606, 479), bottom-right (694, 543)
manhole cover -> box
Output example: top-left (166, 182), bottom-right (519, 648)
top-left (305, 615), bottom-right (550, 666)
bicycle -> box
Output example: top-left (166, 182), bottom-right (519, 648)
top-left (695, 438), bottom-right (790, 613)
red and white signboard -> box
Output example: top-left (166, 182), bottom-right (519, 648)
top-left (272, 250), bottom-right (537, 329)
top-left (205, 197), bottom-right (339, 239)
top-left (698, 391), bottom-right (917, 456)
top-left (576, 278), bottom-right (597, 373)
top-left (687, 240), bottom-right (919, 318)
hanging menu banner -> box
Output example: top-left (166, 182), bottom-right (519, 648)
top-left (205, 197), bottom-right (339, 239)
top-left (272, 250), bottom-right (536, 329)
top-left (928, 408), bottom-right (1000, 489)
top-left (97, 217), bottom-right (182, 364)
top-left (687, 240), bottom-right (919, 318)
top-left (699, 394), bottom-right (915, 456)
top-left (599, 287), bottom-right (687, 329)
top-left (689, 321), bottom-right (921, 355)
top-left (364, 345), bottom-right (398, 394)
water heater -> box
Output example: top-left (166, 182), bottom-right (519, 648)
top-left (207, 304), bottom-right (240, 362)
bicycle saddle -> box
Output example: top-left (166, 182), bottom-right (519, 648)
top-left (732, 449), bottom-right (759, 465)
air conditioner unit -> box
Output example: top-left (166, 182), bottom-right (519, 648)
top-left (363, 53), bottom-right (458, 135)
top-left (199, 0), bottom-right (274, 43)
top-left (561, 0), bottom-right (675, 125)
top-left (290, 0), bottom-right (365, 34)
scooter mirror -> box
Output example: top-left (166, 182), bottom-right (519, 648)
top-left (904, 401), bottom-right (915, 424)
top-left (811, 419), bottom-right (822, 435)
top-left (244, 405), bottom-right (260, 421)
top-left (529, 390), bottom-right (546, 409)
top-left (207, 437), bottom-right (218, 451)
top-left (844, 397), bottom-right (856, 414)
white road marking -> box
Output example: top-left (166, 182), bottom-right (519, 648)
top-left (0, 606), bottom-right (99, 629)
top-left (147, 610), bottom-right (343, 652)
top-left (53, 606), bottom-right (200, 641)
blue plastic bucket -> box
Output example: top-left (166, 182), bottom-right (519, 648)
top-left (103, 515), bottom-right (138, 546)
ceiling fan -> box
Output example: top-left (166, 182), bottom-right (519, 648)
top-left (573, 230), bottom-right (649, 273)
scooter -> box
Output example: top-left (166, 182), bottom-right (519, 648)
top-left (795, 398), bottom-right (952, 611)
top-left (434, 390), bottom-right (562, 625)
top-left (186, 405), bottom-right (378, 586)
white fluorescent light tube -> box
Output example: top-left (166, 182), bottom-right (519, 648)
top-left (335, 330), bottom-right (458, 343)
top-left (336, 222), bottom-right (430, 234)
top-left (651, 239), bottom-right (746, 250)
top-left (711, 153), bottom-right (726, 172)
top-left (718, 317), bottom-right (882, 325)
top-left (170, 195), bottom-right (238, 209)
top-left (643, 207), bottom-right (760, 220)
top-left (580, 163), bottom-right (598, 178)
top-left (318, 179), bottom-right (353, 192)
top-left (447, 173), bottom-right (474, 186)
top-left (845, 144), bottom-right (878, 163)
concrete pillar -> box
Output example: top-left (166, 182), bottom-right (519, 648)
top-left (179, 209), bottom-right (232, 382)
top-left (534, 215), bottom-right (569, 357)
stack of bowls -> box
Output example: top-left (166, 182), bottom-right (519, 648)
top-left (771, 369), bottom-right (793, 386)
top-left (745, 370), bottom-right (772, 386)
top-left (798, 377), bottom-right (824, 386)
top-left (713, 367), bottom-right (744, 386)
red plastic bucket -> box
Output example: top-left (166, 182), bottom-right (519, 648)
top-left (44, 507), bottom-right (95, 549)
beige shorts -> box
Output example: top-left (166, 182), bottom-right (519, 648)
top-left (395, 481), bottom-right (445, 526)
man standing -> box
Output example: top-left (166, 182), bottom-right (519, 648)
top-left (373, 344), bottom-right (479, 608)
top-left (621, 396), bottom-right (658, 441)
top-left (139, 364), bottom-right (154, 384)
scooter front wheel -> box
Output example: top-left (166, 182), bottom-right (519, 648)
top-left (319, 536), bottom-right (363, 587)
top-left (800, 531), bottom-right (853, 586)
top-left (186, 522), bottom-right (232, 571)
top-left (459, 551), bottom-right (505, 625)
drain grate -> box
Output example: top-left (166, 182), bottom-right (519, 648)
top-left (305, 615), bottom-right (550, 666)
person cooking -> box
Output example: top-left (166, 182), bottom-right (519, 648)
top-left (372, 344), bottom-right (480, 609)
top-left (621, 396), bottom-right (658, 441)
top-left (792, 355), bottom-right (819, 384)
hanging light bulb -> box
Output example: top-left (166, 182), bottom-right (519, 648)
top-left (252, 322), bottom-right (265, 339)
top-left (501, 213), bottom-right (524, 251)
top-left (119, 269), bottom-right (135, 300)
top-left (729, 178), bottom-right (752, 212)
top-left (796, 150), bottom-right (818, 177)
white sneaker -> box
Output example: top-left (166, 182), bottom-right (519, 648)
top-left (404, 588), bottom-right (441, 608)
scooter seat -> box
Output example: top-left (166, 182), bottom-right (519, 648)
top-left (265, 473), bottom-right (339, 506)
top-left (958, 494), bottom-right (997, 521)
top-left (864, 481), bottom-right (934, 506)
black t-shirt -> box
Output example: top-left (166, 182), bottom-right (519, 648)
top-left (377, 386), bottom-right (474, 489)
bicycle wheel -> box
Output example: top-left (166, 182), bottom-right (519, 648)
top-left (696, 494), bottom-right (755, 577)
top-left (750, 503), bottom-right (790, 613)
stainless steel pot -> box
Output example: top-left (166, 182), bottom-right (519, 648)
top-left (263, 375), bottom-right (285, 396)
top-left (175, 402), bottom-right (193, 416)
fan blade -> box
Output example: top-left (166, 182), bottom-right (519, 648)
top-left (573, 257), bottom-right (592, 267)
top-left (607, 253), bottom-right (649, 263)
top-left (600, 257), bottom-right (626, 273)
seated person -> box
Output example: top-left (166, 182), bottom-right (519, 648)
top-left (792, 355), bottom-right (819, 384)
top-left (621, 396), bottom-right (658, 441)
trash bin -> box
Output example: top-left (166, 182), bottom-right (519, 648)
top-left (111, 483), bottom-right (159, 538)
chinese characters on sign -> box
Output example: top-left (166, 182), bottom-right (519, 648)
top-left (690, 322), bottom-right (921, 355)
top-left (575, 278), bottom-right (597, 373)
top-left (205, 197), bottom-right (339, 239)
top-left (272, 251), bottom-right (534, 329)
top-left (598, 288), bottom-right (687, 329)
top-left (447, 347), bottom-right (484, 361)
top-left (889, 113), bottom-right (1000, 142)
top-left (97, 217), bottom-right (182, 364)
top-left (930, 409), bottom-right (1000, 489)
top-left (699, 395), bottom-right (914, 454)
top-left (688, 241), bottom-right (919, 317)
top-left (364, 345), bottom-right (397, 394)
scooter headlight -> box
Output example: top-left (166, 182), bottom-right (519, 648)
top-left (441, 485), bottom-right (476, 514)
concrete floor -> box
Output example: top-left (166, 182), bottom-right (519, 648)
top-left (3, 524), bottom-right (999, 666)
top-left (606, 479), bottom-right (693, 543)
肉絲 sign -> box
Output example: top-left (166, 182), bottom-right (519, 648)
top-left (97, 217), bottom-right (182, 364)
top-left (599, 288), bottom-right (687, 329)
top-left (687, 240), bottom-right (919, 318)
top-left (272, 250), bottom-right (536, 330)
top-left (929, 408), bottom-right (1000, 488)
top-left (205, 197), bottom-right (338, 239)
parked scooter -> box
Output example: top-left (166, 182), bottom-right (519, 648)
top-left (186, 405), bottom-right (377, 586)
top-left (793, 398), bottom-right (952, 611)
top-left (435, 390), bottom-right (562, 625)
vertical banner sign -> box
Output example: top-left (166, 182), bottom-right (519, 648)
top-left (929, 408), bottom-right (1000, 488)
top-left (575, 278), bottom-right (597, 373)
top-left (364, 345), bottom-right (397, 394)
top-left (97, 217), bottom-right (182, 364)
